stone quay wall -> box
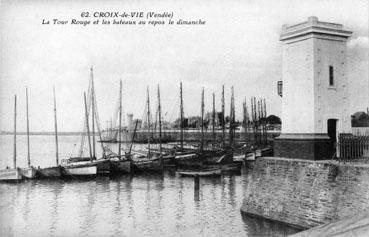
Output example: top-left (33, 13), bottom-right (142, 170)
top-left (241, 157), bottom-right (369, 229)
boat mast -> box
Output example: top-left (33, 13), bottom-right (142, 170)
top-left (258, 99), bottom-right (261, 145)
top-left (84, 92), bottom-right (93, 161)
top-left (26, 88), bottom-right (31, 167)
top-left (180, 82), bottom-right (184, 152)
top-left (13, 95), bottom-right (17, 169)
top-left (221, 85), bottom-right (225, 148)
top-left (229, 87), bottom-right (234, 148)
top-left (147, 86), bottom-right (151, 156)
top-left (212, 92), bottom-right (215, 149)
top-left (157, 84), bottom-right (162, 155)
top-left (53, 86), bottom-right (59, 165)
top-left (118, 80), bottom-right (122, 157)
top-left (158, 84), bottom-right (163, 170)
top-left (201, 87), bottom-right (204, 152)
top-left (91, 68), bottom-right (96, 159)
top-left (263, 98), bottom-right (267, 145)
top-left (243, 98), bottom-right (247, 145)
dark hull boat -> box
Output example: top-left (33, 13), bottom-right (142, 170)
top-left (132, 158), bottom-right (162, 172)
top-left (37, 166), bottom-right (63, 178)
top-left (175, 152), bottom-right (203, 168)
top-left (132, 154), bottom-right (174, 172)
top-left (177, 167), bottom-right (222, 177)
top-left (174, 149), bottom-right (233, 168)
top-left (109, 158), bottom-right (131, 174)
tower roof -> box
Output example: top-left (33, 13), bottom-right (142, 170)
top-left (280, 16), bottom-right (352, 41)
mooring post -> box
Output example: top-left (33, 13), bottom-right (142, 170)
top-left (194, 175), bottom-right (200, 190)
top-left (194, 175), bottom-right (200, 201)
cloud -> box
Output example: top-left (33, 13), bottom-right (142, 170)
top-left (348, 36), bottom-right (369, 48)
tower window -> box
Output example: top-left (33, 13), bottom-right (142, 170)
top-left (329, 66), bottom-right (334, 86)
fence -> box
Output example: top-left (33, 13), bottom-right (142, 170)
top-left (339, 134), bottom-right (369, 160)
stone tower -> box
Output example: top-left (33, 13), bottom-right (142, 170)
top-left (274, 16), bottom-right (352, 160)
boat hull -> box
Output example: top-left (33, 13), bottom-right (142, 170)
top-left (110, 159), bottom-right (131, 174)
top-left (175, 153), bottom-right (203, 168)
top-left (133, 158), bottom-right (162, 172)
top-left (37, 166), bottom-right (63, 178)
top-left (220, 162), bottom-right (242, 173)
top-left (177, 168), bottom-right (222, 177)
top-left (20, 167), bottom-right (37, 179)
top-left (162, 155), bottom-right (175, 166)
top-left (95, 159), bottom-right (110, 174)
top-left (63, 165), bottom-right (97, 176)
top-left (0, 168), bottom-right (22, 181)
top-left (63, 157), bottom-right (110, 175)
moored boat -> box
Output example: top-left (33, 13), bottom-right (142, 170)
top-left (38, 87), bottom-right (64, 179)
top-left (63, 164), bottom-right (97, 176)
top-left (20, 88), bottom-right (37, 179)
top-left (0, 168), bottom-right (22, 181)
top-left (37, 166), bottom-right (63, 178)
top-left (62, 157), bottom-right (109, 175)
top-left (64, 71), bottom-right (111, 177)
top-left (0, 95), bottom-right (23, 182)
top-left (20, 167), bottom-right (37, 179)
top-left (132, 157), bottom-right (162, 172)
top-left (220, 162), bottom-right (242, 172)
top-left (110, 157), bottom-right (131, 174)
top-left (177, 168), bottom-right (222, 177)
top-left (175, 152), bottom-right (203, 167)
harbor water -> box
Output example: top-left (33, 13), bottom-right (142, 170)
top-left (0, 135), bottom-right (301, 236)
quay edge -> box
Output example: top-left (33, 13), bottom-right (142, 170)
top-left (240, 157), bottom-right (369, 230)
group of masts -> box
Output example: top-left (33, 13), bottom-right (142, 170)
top-left (2, 66), bottom-right (271, 181)
top-left (2, 85), bottom-right (61, 181)
top-left (175, 84), bottom-right (268, 150)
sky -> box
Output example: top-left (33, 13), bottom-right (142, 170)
top-left (0, 0), bottom-right (368, 132)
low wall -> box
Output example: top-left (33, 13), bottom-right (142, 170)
top-left (241, 157), bottom-right (369, 229)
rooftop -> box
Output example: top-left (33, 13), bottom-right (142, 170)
top-left (280, 16), bottom-right (352, 41)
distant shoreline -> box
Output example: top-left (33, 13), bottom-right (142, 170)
top-left (0, 131), bottom-right (87, 136)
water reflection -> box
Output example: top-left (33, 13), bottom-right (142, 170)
top-left (0, 171), bottom-right (303, 237)
top-left (49, 181), bottom-right (63, 236)
top-left (79, 180), bottom-right (97, 236)
top-left (228, 175), bottom-right (236, 206)
top-left (241, 212), bottom-right (303, 236)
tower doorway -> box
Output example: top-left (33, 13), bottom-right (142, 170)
top-left (327, 119), bottom-right (337, 142)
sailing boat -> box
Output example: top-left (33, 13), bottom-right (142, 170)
top-left (20, 88), bottom-right (37, 179)
top-left (202, 87), bottom-right (236, 164)
top-left (62, 68), bottom-right (110, 175)
top-left (37, 86), bottom-right (63, 178)
top-left (175, 82), bottom-right (203, 167)
top-left (109, 80), bottom-right (131, 174)
top-left (131, 85), bottom-right (171, 172)
top-left (177, 87), bottom-right (222, 176)
top-left (202, 86), bottom-right (241, 173)
top-left (0, 95), bottom-right (23, 181)
top-left (62, 92), bottom-right (98, 176)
